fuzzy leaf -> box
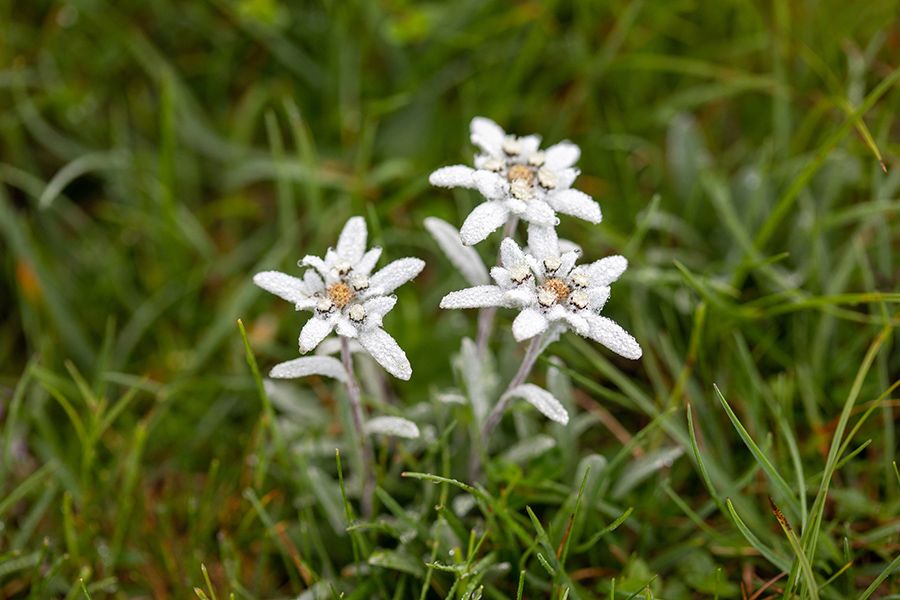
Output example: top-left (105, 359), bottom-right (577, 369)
top-left (269, 356), bottom-right (347, 381)
top-left (424, 217), bottom-right (490, 286)
top-left (503, 384), bottom-right (569, 424)
top-left (365, 416), bottom-right (420, 439)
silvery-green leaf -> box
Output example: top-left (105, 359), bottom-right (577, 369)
top-left (306, 466), bottom-right (348, 534)
top-left (667, 112), bottom-right (710, 200)
top-left (611, 446), bottom-right (684, 499)
top-left (436, 391), bottom-right (467, 405)
top-left (503, 384), bottom-right (569, 425)
top-left (452, 494), bottom-right (477, 517)
top-left (546, 356), bottom-right (573, 407)
top-left (364, 416), bottom-right (420, 439)
top-left (269, 356), bottom-right (347, 382)
top-left (264, 380), bottom-right (329, 423)
top-left (501, 434), bottom-right (556, 464)
top-left (460, 337), bottom-right (489, 423)
top-left (424, 217), bottom-right (490, 286)
top-left (575, 454), bottom-right (608, 505)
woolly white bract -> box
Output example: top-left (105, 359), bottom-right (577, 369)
top-left (429, 117), bottom-right (602, 245)
top-left (254, 216), bottom-right (424, 380)
top-left (440, 225), bottom-right (642, 360)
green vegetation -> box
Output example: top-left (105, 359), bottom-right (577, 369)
top-left (1, 0), bottom-right (899, 598)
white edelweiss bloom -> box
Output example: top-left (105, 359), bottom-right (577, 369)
top-left (253, 216), bottom-right (425, 380)
top-left (440, 224), bottom-right (641, 360)
top-left (428, 117), bottom-right (603, 245)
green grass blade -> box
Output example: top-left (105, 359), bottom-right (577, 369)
top-left (686, 404), bottom-right (727, 516)
top-left (575, 507), bottom-right (634, 553)
top-left (856, 553), bottom-right (900, 600)
top-left (802, 326), bottom-right (891, 561)
top-left (726, 499), bottom-right (791, 572)
top-left (753, 67), bottom-right (900, 251)
top-left (769, 497), bottom-right (819, 600)
top-left (402, 472), bottom-right (491, 504)
top-left (713, 384), bottom-right (801, 518)
top-left (0, 459), bottom-right (58, 519)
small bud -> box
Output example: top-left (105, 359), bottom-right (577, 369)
top-left (507, 164), bottom-right (534, 184)
top-left (349, 304), bottom-right (367, 322)
top-left (571, 271), bottom-right (589, 288)
top-left (570, 290), bottom-right (589, 309)
top-left (317, 298), bottom-right (334, 313)
top-left (511, 179), bottom-right (533, 200)
top-left (334, 260), bottom-right (352, 276)
top-left (543, 255), bottom-right (561, 273)
top-left (528, 151), bottom-right (545, 167)
top-left (538, 287), bottom-right (557, 307)
top-left (484, 158), bottom-right (505, 172)
top-left (537, 168), bottom-right (558, 189)
top-left (351, 275), bottom-right (369, 291)
top-left (502, 137), bottom-right (521, 156)
top-left (509, 265), bottom-right (531, 284)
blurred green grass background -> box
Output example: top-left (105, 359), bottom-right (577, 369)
top-left (1, 0), bottom-right (899, 598)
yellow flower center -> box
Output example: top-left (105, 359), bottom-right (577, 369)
top-left (507, 164), bottom-right (534, 184)
top-left (327, 282), bottom-right (353, 308)
top-left (540, 278), bottom-right (570, 303)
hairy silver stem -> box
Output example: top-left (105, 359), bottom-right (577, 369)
top-left (475, 215), bottom-right (519, 357)
top-left (341, 336), bottom-right (375, 517)
top-left (477, 332), bottom-right (544, 466)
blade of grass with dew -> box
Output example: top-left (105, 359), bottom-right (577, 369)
top-left (187, 238), bottom-right (294, 374)
top-left (237, 319), bottom-right (294, 475)
top-left (802, 326), bottom-right (892, 563)
top-left (558, 467), bottom-right (590, 568)
top-left (0, 187), bottom-right (95, 367)
top-left (575, 507), bottom-right (635, 553)
top-left (242, 488), bottom-right (302, 592)
top-left (264, 109), bottom-right (296, 237)
top-left (660, 482), bottom-right (727, 544)
top-left (769, 497), bottom-right (819, 600)
top-left (731, 332), bottom-right (808, 525)
top-left (686, 404), bottom-right (728, 517)
top-left (752, 67), bottom-right (900, 254)
top-left (855, 553), bottom-right (900, 600)
top-left (0, 459), bottom-right (58, 520)
top-left (526, 506), bottom-right (559, 571)
top-left (713, 384), bottom-right (801, 518)
top-left (375, 486), bottom-right (431, 542)
top-left (109, 417), bottom-right (148, 567)
top-left (2, 357), bottom-right (35, 478)
top-left (282, 97), bottom-right (322, 222)
top-left (725, 499), bottom-right (791, 572)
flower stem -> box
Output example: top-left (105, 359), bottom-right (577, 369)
top-left (341, 336), bottom-right (375, 517)
top-left (480, 332), bottom-right (544, 449)
top-left (475, 215), bottom-right (520, 357)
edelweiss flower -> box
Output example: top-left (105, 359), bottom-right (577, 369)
top-left (253, 217), bottom-right (425, 380)
top-left (429, 117), bottom-right (602, 245)
top-left (439, 225), bottom-right (642, 359)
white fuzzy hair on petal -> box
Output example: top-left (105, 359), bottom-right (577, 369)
top-left (253, 271), bottom-right (310, 304)
top-left (357, 327), bottom-right (412, 380)
top-left (429, 165), bottom-right (477, 189)
top-left (440, 286), bottom-right (505, 309)
top-left (459, 202), bottom-right (510, 246)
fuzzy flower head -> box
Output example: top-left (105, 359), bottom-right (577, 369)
top-left (440, 225), bottom-right (641, 360)
top-left (429, 117), bottom-right (602, 245)
top-left (253, 217), bottom-right (425, 380)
